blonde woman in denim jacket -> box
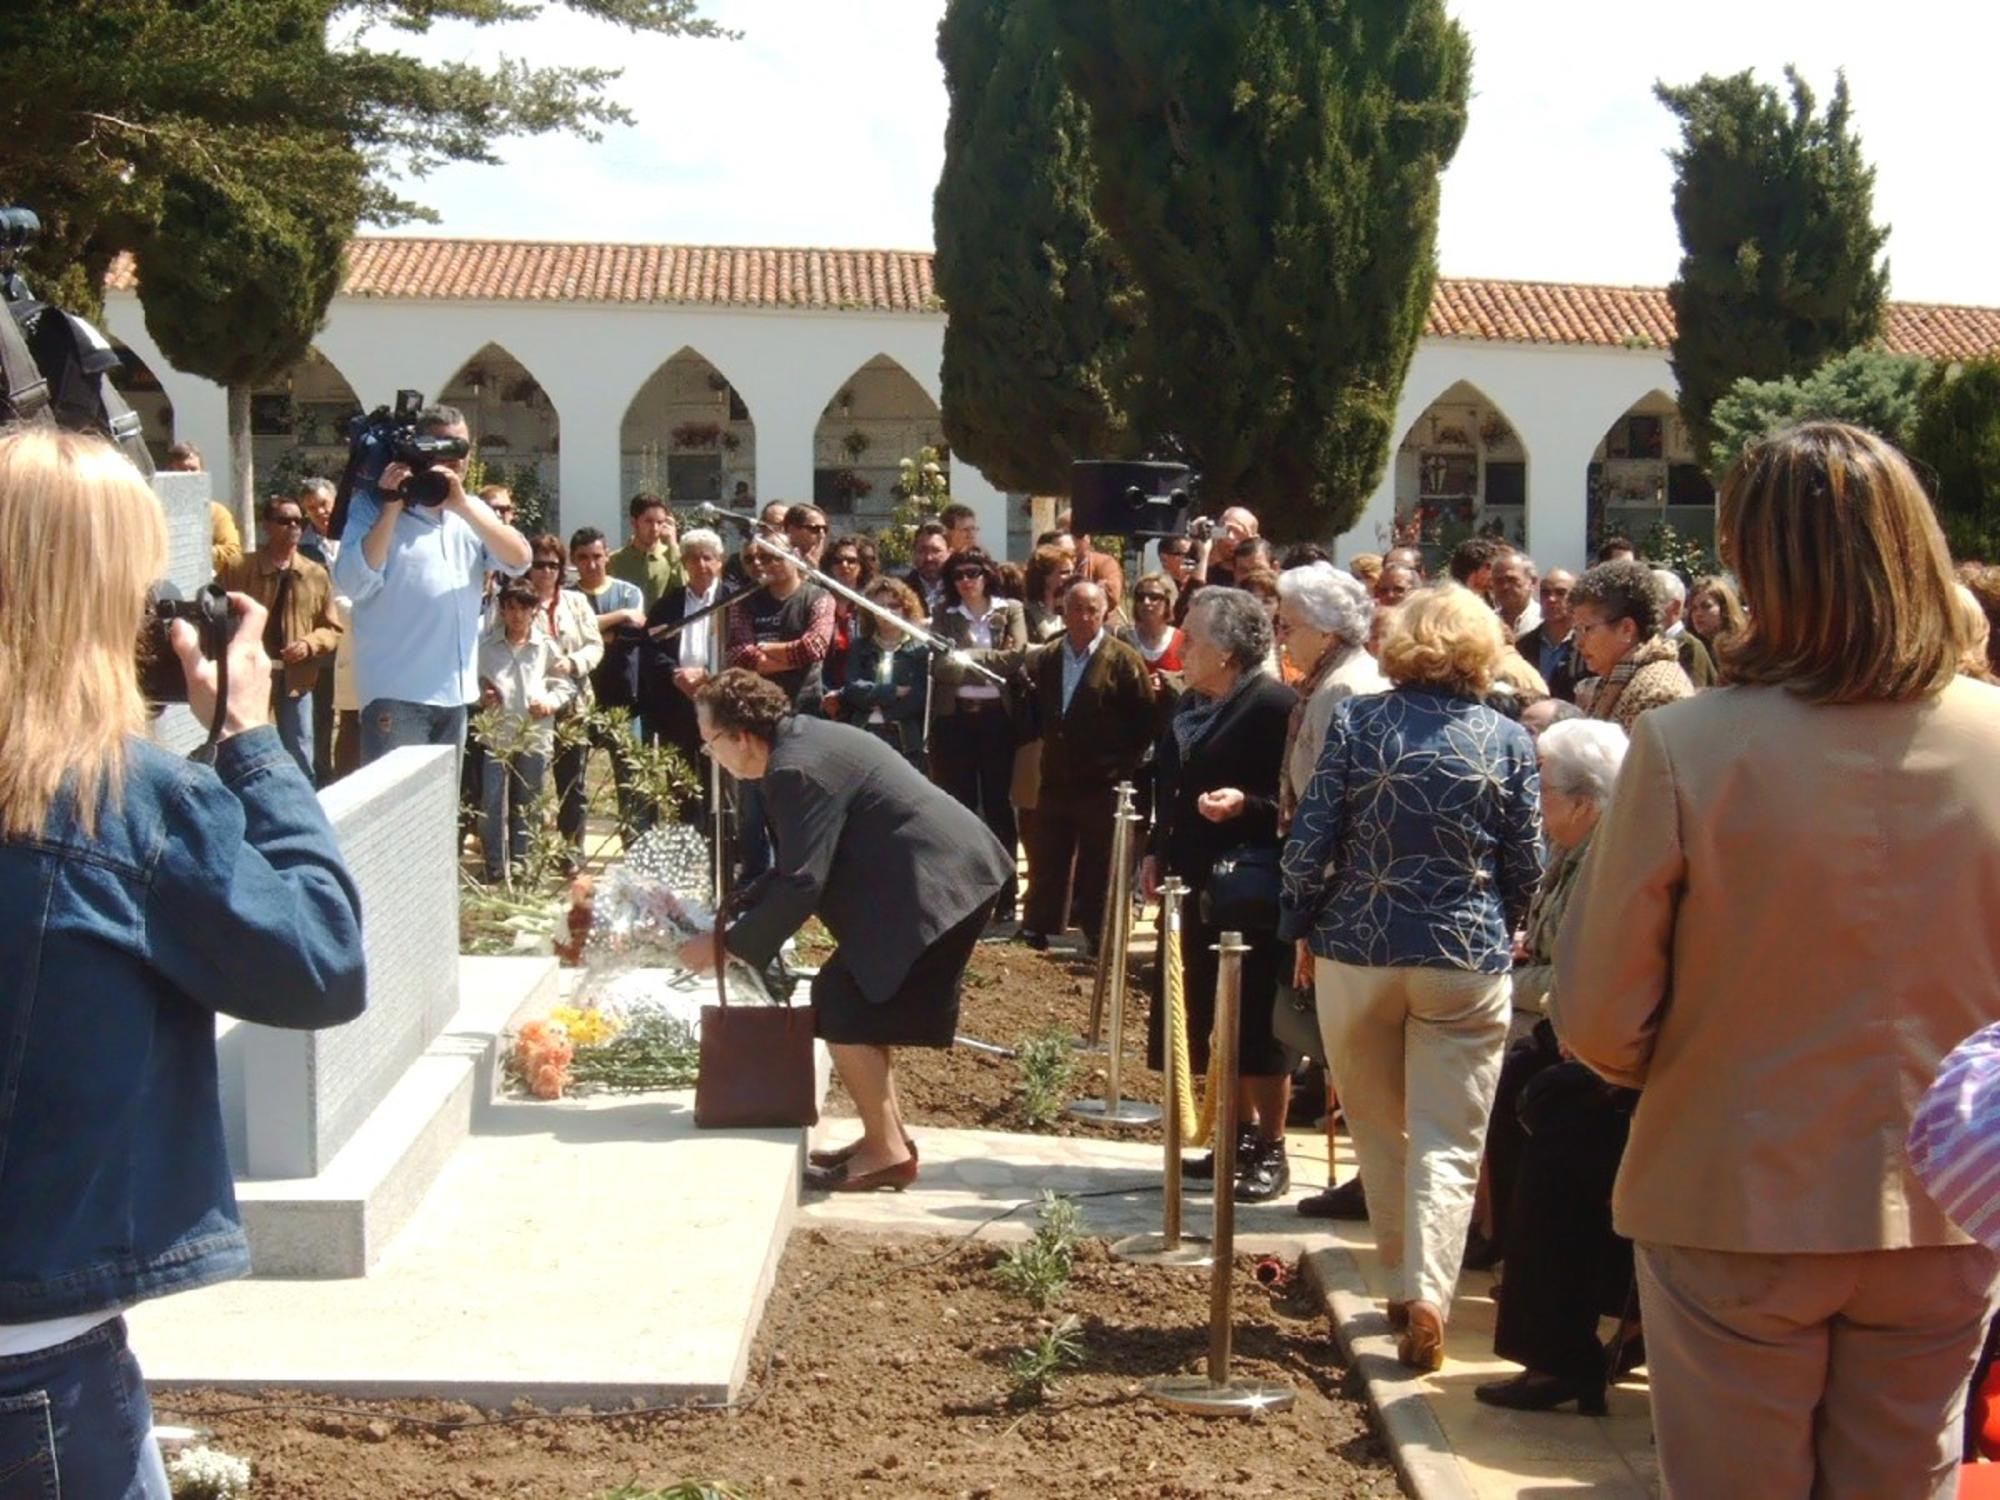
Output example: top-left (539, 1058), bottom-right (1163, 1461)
top-left (0, 430), bottom-right (366, 1496)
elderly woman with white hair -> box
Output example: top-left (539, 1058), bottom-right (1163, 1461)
top-left (1475, 717), bottom-right (1637, 1415)
top-left (1275, 563), bottom-right (1389, 1219)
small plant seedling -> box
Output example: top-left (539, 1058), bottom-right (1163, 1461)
top-left (1007, 1315), bottom-right (1085, 1408)
top-left (598, 1483), bottom-right (750, 1500)
top-left (994, 1192), bottom-right (1084, 1310)
top-left (1015, 1028), bottom-right (1080, 1127)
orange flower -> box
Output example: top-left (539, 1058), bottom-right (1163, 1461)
top-left (527, 1059), bottom-right (569, 1099)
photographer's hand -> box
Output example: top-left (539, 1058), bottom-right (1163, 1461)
top-left (172, 592), bottom-right (273, 740)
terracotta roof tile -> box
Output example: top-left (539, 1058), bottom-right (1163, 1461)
top-left (103, 238), bottom-right (2000, 357)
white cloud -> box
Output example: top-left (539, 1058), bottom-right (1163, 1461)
top-left (370, 0), bottom-right (2000, 305)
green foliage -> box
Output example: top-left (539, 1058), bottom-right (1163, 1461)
top-left (467, 453), bottom-right (558, 536)
top-left (1656, 67), bottom-right (1891, 470)
top-left (1638, 521), bottom-right (1719, 583)
top-left (1033, 0), bottom-right (1472, 541)
top-left (875, 447), bottom-right (952, 567)
top-left (139, 163), bottom-right (360, 390)
top-left (1908, 358), bottom-right (2000, 562)
top-left (995, 1192), bottom-right (1085, 1310)
top-left (597, 1484), bottom-right (750, 1500)
top-left (1014, 1028), bottom-right (1081, 1128)
top-left (934, 0), bottom-right (1135, 493)
top-left (1706, 346), bottom-right (1928, 474)
top-left (1006, 1314), bottom-right (1085, 1407)
top-left (460, 701), bottom-right (697, 949)
top-left (0, 0), bottom-right (730, 314)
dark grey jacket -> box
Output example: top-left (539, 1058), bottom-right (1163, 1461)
top-left (725, 716), bottom-right (1013, 1001)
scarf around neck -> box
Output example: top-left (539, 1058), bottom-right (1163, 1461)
top-left (1172, 665), bottom-right (1262, 758)
top-left (1589, 634), bottom-right (1678, 724)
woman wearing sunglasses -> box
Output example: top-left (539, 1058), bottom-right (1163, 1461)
top-left (930, 548), bottom-right (1028, 926)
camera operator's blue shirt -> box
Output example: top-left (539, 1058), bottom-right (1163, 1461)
top-left (333, 490), bottom-right (516, 708)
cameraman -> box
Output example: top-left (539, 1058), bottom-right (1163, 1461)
top-left (332, 405), bottom-right (531, 763)
top-left (0, 428), bottom-right (366, 1494)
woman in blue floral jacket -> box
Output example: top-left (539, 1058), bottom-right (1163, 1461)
top-left (1279, 585), bottom-right (1542, 1372)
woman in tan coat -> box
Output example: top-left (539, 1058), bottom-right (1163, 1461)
top-left (1555, 423), bottom-right (2000, 1499)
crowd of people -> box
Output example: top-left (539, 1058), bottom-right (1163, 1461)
top-left (14, 413), bottom-right (2000, 1495)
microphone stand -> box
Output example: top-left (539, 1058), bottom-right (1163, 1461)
top-left (744, 531), bottom-right (1009, 687)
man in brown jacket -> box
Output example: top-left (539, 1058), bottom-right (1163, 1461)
top-left (216, 494), bottom-right (340, 779)
top-left (1021, 581), bottom-right (1154, 951)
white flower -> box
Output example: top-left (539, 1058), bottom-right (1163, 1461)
top-left (166, 1445), bottom-right (252, 1500)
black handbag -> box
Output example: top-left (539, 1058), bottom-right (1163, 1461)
top-left (1201, 845), bottom-right (1282, 932)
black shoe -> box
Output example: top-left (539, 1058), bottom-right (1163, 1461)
top-left (1295, 1176), bottom-right (1367, 1220)
top-left (1183, 1125), bottom-right (1258, 1185)
top-left (1461, 1228), bottom-right (1504, 1272)
top-left (1606, 1331), bottom-right (1645, 1383)
top-left (1473, 1371), bottom-right (1606, 1417)
top-left (1235, 1140), bottom-right (1291, 1203)
top-left (1016, 929), bottom-right (1049, 951)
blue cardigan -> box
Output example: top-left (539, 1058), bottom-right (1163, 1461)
top-left (1278, 687), bottom-right (1542, 973)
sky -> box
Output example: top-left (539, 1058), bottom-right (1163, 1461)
top-left (367, 0), bottom-right (2000, 308)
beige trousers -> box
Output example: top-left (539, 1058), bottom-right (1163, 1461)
top-left (1637, 1241), bottom-right (2000, 1500)
top-left (1314, 959), bottom-right (1510, 1314)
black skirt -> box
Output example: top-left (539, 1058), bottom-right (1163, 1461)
top-left (811, 898), bottom-right (994, 1048)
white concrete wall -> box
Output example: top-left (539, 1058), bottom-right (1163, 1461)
top-left (107, 291), bottom-right (1681, 572)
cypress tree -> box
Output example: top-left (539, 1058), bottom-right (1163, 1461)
top-left (1033, 0), bottom-right (1471, 540)
top-left (934, 0), bottom-right (1136, 495)
top-left (138, 157), bottom-right (361, 530)
top-left (1908, 358), bottom-right (2000, 562)
top-left (1656, 68), bottom-right (1891, 471)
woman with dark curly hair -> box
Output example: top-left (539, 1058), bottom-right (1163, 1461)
top-left (679, 669), bottom-right (1013, 1193)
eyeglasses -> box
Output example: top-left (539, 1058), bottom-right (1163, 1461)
top-left (795, 523), bottom-right (828, 534)
top-left (952, 568), bottom-right (984, 581)
top-left (269, 516), bottom-right (304, 528)
top-left (530, 559), bottom-right (561, 571)
top-left (830, 554), bottom-right (861, 567)
top-left (1135, 592), bottom-right (1168, 604)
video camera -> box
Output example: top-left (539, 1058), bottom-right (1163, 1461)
top-left (327, 389), bottom-right (470, 537)
top-left (1069, 459), bottom-right (1199, 540)
top-left (0, 206), bottom-right (218, 706)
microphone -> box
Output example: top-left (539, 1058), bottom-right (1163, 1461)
top-left (693, 502), bottom-right (754, 533)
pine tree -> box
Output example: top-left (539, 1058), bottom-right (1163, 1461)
top-left (1656, 68), bottom-right (1891, 471)
top-left (1707, 347), bottom-right (1927, 475)
top-left (0, 0), bottom-right (729, 316)
top-left (934, 0), bottom-right (1136, 495)
top-left (138, 157), bottom-right (362, 529)
top-left (1032, 0), bottom-right (1471, 540)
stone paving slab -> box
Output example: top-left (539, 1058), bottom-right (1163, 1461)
top-left (135, 1088), bottom-right (804, 1408)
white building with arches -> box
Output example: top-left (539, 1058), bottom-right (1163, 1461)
top-left (102, 237), bottom-right (2000, 568)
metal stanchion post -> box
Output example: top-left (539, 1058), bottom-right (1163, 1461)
top-left (1115, 878), bottom-right (1212, 1266)
top-left (1068, 784), bottom-right (1159, 1128)
top-left (1079, 783), bottom-right (1140, 1053)
top-left (1144, 931), bottom-right (1296, 1415)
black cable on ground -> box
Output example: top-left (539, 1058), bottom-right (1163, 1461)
top-left (156, 1183), bottom-right (1165, 1435)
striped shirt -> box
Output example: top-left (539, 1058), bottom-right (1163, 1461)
top-left (1907, 1021), bottom-right (2000, 1251)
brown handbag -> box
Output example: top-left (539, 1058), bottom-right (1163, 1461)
top-left (693, 968), bottom-right (819, 1130)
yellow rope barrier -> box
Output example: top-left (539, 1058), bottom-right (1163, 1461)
top-left (1164, 899), bottom-right (1221, 1145)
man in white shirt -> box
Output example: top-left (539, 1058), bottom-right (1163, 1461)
top-left (1490, 550), bottom-right (1542, 638)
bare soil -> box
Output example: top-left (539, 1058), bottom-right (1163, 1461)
top-left (804, 928), bottom-right (1171, 1136)
top-left (159, 1231), bottom-right (1397, 1500)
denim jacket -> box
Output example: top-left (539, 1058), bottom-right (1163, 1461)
top-left (1278, 687), bottom-right (1543, 973)
top-left (0, 727), bottom-right (367, 1320)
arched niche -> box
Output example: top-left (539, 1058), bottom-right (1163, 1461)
top-left (247, 348), bottom-right (364, 505)
top-left (1585, 390), bottom-right (1715, 555)
top-left (618, 347), bottom-right (756, 509)
top-left (811, 354), bottom-right (944, 519)
top-left (438, 343), bottom-right (562, 533)
top-left (1390, 380), bottom-right (1529, 556)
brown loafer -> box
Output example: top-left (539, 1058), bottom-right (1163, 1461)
top-left (808, 1134), bottom-right (917, 1169)
top-left (805, 1156), bottom-right (919, 1194)
top-left (1397, 1300), bottom-right (1446, 1372)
